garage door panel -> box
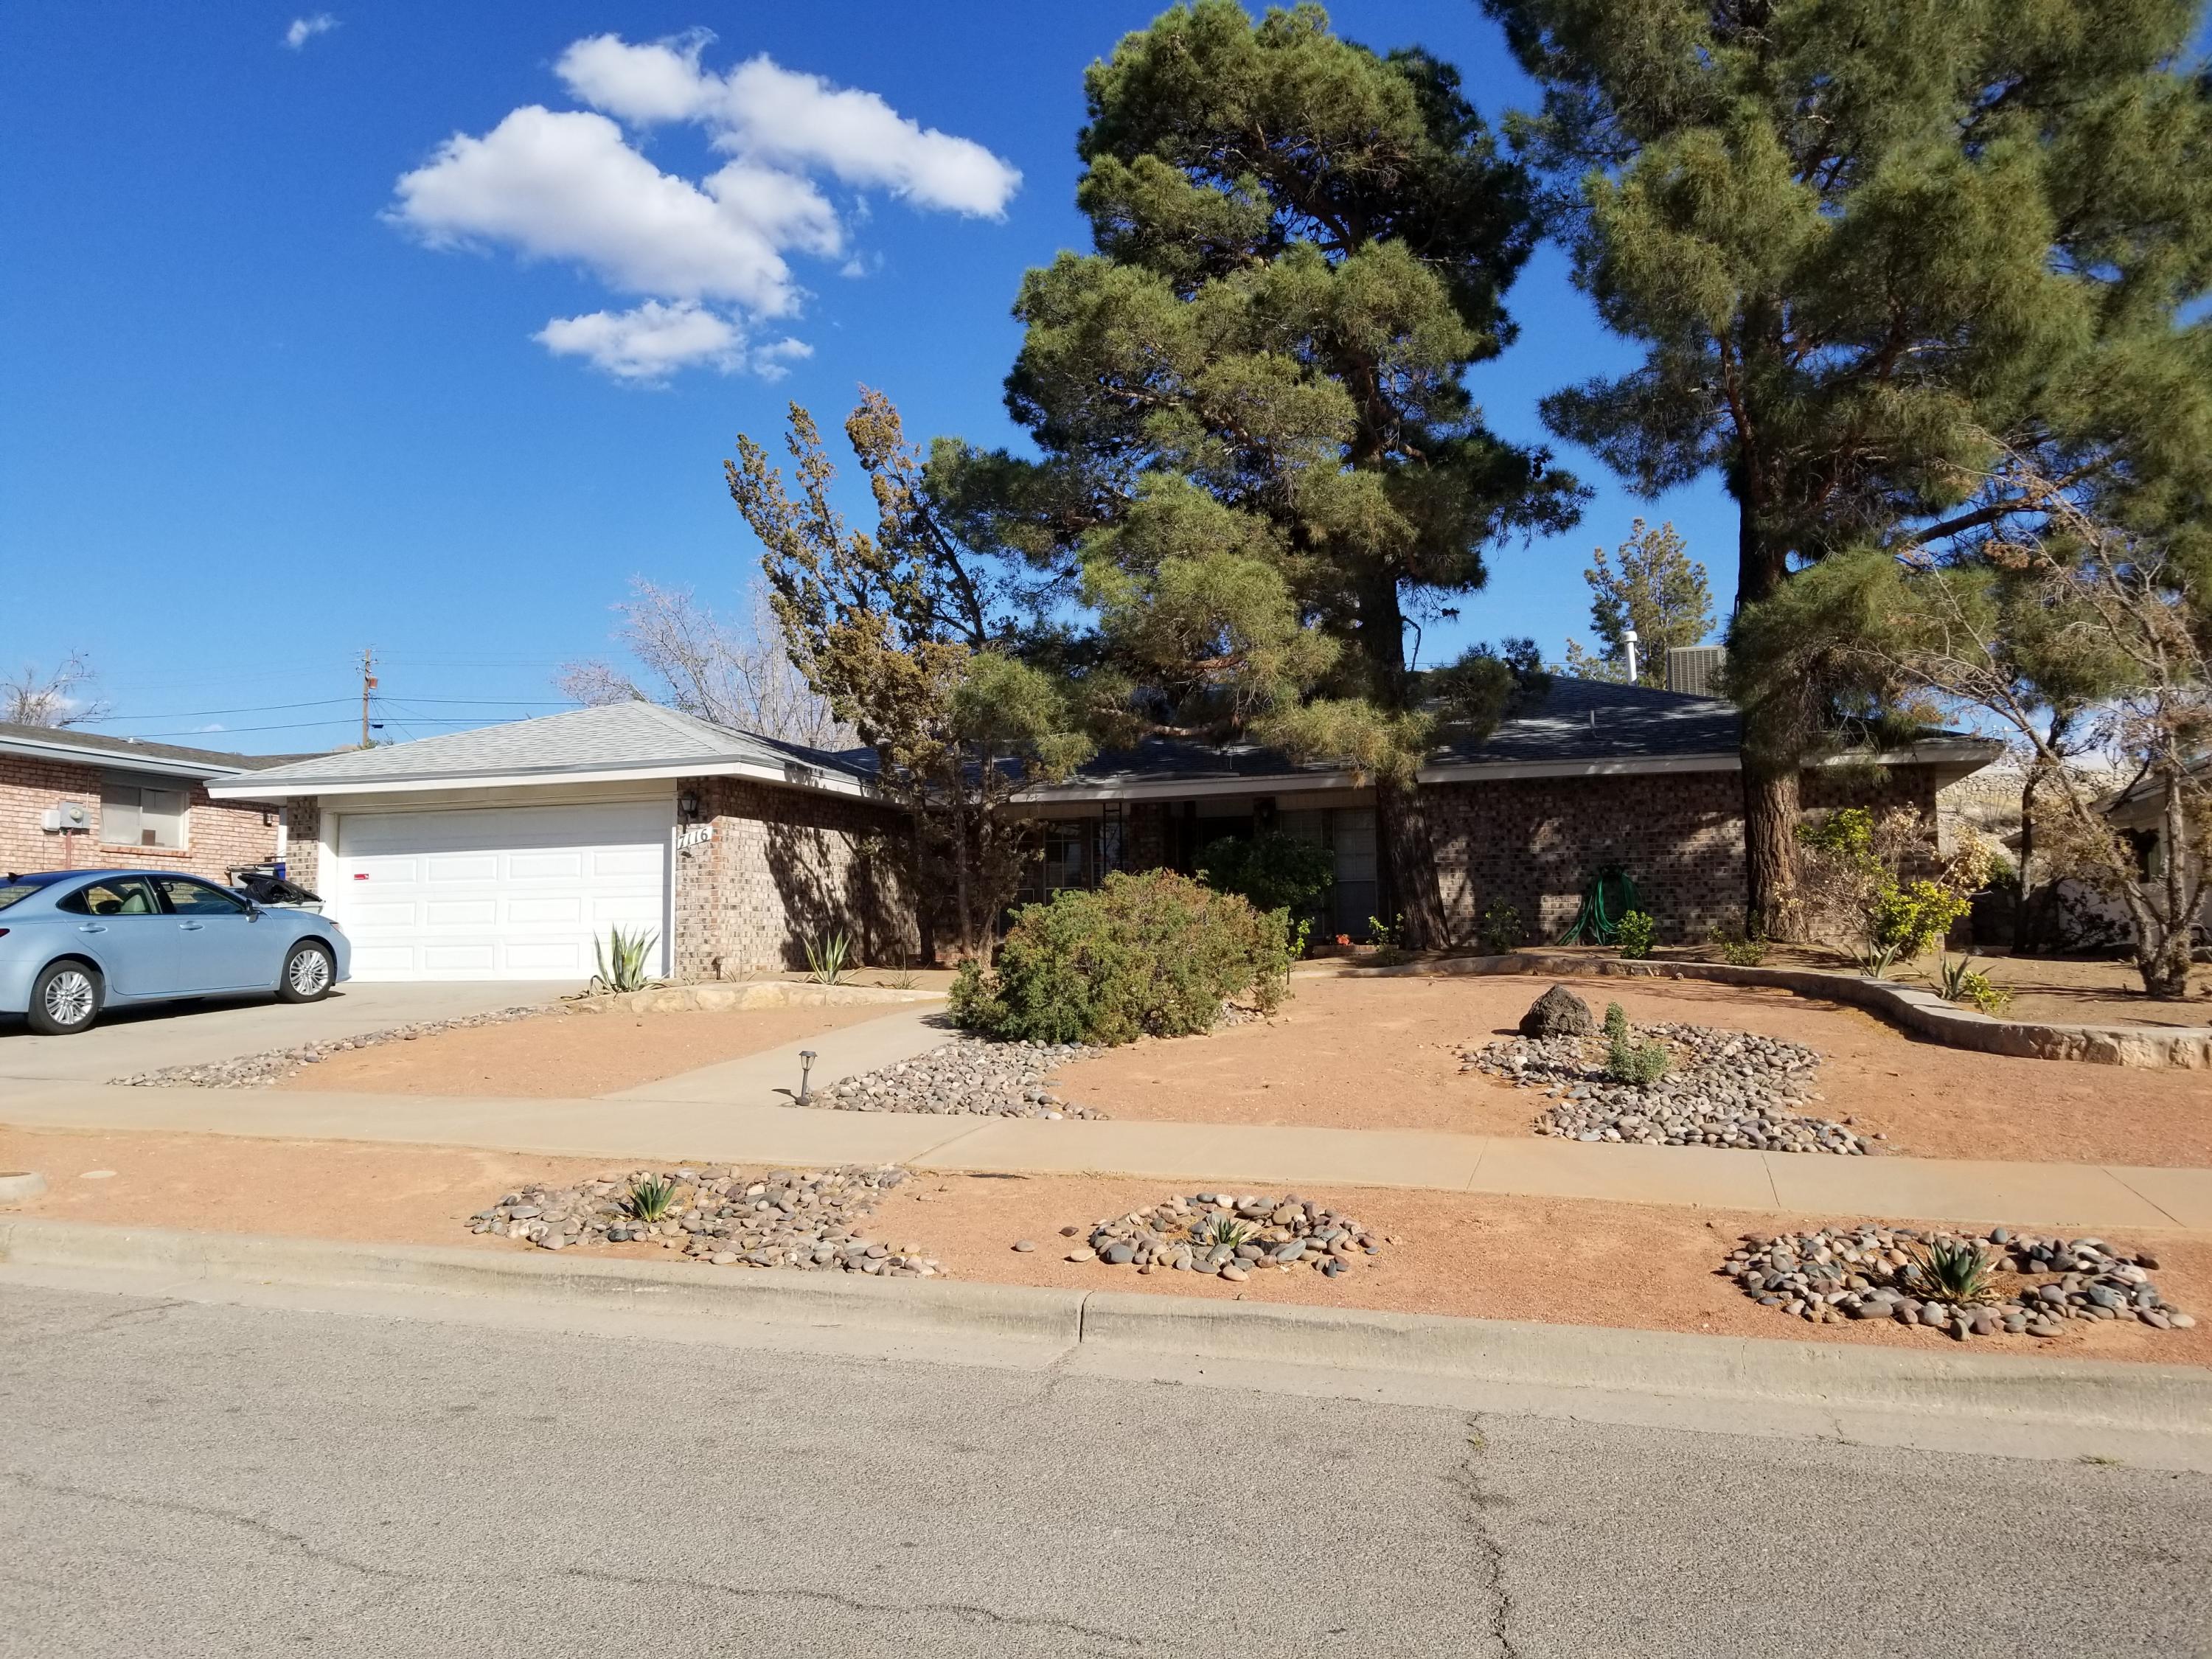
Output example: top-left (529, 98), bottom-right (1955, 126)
top-left (508, 895), bottom-right (583, 925)
top-left (332, 800), bottom-right (669, 981)
top-left (508, 850), bottom-right (585, 880)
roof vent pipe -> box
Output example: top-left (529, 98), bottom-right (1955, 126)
top-left (1624, 627), bottom-right (1640, 685)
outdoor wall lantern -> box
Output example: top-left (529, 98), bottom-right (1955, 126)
top-left (678, 790), bottom-right (700, 821)
top-left (798, 1049), bottom-right (818, 1103)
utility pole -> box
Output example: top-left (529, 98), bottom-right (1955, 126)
top-left (359, 647), bottom-right (378, 748)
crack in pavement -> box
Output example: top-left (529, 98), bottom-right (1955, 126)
top-left (554, 1565), bottom-right (1148, 1652)
top-left (1453, 1417), bottom-right (1520, 1659)
top-left (1, 1468), bottom-right (1146, 1650)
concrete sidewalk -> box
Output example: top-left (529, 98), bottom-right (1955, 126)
top-left (7, 1078), bottom-right (2208, 1233)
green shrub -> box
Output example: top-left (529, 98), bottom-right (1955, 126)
top-left (1605, 1032), bottom-right (1670, 1085)
top-left (1869, 878), bottom-right (1971, 962)
top-left (1478, 898), bottom-right (1523, 956)
top-left (1615, 910), bottom-right (1658, 959)
top-left (1602, 1001), bottom-right (1629, 1042)
top-left (1365, 913), bottom-right (1409, 966)
top-left (950, 870), bottom-right (1293, 1046)
top-left (1937, 954), bottom-right (2014, 1015)
top-left (1197, 834), bottom-right (1335, 955)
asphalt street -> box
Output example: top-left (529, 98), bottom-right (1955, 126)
top-left (1, 1281), bottom-right (2207, 1658)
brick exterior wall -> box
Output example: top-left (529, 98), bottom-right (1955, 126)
top-left (672, 777), bottom-right (919, 979)
top-left (282, 799), bottom-right (322, 891)
top-left (1, 753), bottom-right (281, 883)
top-left (1422, 765), bottom-right (1948, 946)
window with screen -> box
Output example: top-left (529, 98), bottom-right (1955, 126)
top-left (101, 779), bottom-right (189, 849)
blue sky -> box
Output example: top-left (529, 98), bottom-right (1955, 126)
top-left (0, 1), bottom-right (1738, 754)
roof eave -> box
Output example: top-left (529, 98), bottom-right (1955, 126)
top-left (0, 732), bottom-right (257, 781)
top-left (205, 752), bottom-right (876, 801)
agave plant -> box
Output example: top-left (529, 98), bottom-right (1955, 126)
top-left (1857, 941), bottom-right (1904, 981)
top-left (1904, 1237), bottom-right (1998, 1306)
top-left (622, 1174), bottom-right (680, 1224)
top-left (591, 925), bottom-right (660, 993)
top-left (1936, 954), bottom-right (2014, 1015)
top-left (1194, 1214), bottom-right (1253, 1249)
top-left (804, 930), bottom-right (852, 987)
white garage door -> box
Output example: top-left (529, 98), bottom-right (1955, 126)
top-left (330, 800), bottom-right (670, 981)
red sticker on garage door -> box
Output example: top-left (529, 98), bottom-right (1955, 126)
top-left (353, 872), bottom-right (369, 880)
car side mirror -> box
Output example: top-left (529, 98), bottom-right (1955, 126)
top-left (245, 902), bottom-right (263, 920)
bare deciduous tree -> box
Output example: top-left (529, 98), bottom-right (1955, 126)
top-left (557, 581), bottom-right (855, 751)
top-left (1, 653), bottom-right (110, 728)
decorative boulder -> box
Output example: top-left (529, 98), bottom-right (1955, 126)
top-left (1519, 984), bottom-right (1596, 1039)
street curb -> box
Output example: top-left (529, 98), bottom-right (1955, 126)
top-left (3, 1218), bottom-right (2208, 1435)
top-left (0, 1218), bottom-right (1082, 1348)
top-left (1336, 952), bottom-right (2212, 1068)
top-left (0, 1171), bottom-right (49, 1203)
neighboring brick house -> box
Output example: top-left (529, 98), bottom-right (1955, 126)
top-left (0, 721), bottom-right (304, 885)
top-left (1007, 678), bottom-right (2001, 945)
top-left (211, 703), bottom-right (915, 983)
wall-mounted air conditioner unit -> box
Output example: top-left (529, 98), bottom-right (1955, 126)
top-left (41, 801), bottom-right (92, 832)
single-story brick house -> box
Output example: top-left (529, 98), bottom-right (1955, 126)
top-left (1, 721), bottom-right (302, 884)
top-left (209, 702), bottom-right (916, 982)
top-left (1009, 678), bottom-right (2003, 945)
top-left (205, 681), bottom-right (1999, 982)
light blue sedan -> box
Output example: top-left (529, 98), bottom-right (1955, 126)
top-left (0, 869), bottom-right (349, 1035)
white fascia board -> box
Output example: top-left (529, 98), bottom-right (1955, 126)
top-left (0, 734), bottom-right (254, 782)
top-left (208, 756), bottom-right (876, 802)
top-left (1418, 752), bottom-right (1741, 783)
top-left (1013, 771), bottom-right (1362, 805)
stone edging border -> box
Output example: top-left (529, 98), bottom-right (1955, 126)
top-left (4, 1217), bottom-right (2207, 1437)
top-left (573, 981), bottom-right (947, 1016)
top-left (1335, 953), bottom-right (2211, 1070)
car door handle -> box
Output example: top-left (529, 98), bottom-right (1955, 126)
top-left (77, 922), bottom-right (106, 933)
top-left (178, 921), bottom-right (204, 931)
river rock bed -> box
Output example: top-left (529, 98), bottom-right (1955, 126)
top-left (114, 1005), bottom-right (551, 1088)
top-left (1725, 1225), bottom-right (2195, 1339)
top-left (810, 1037), bottom-right (1105, 1118)
top-left (468, 1164), bottom-right (944, 1276)
top-left (1065, 1191), bottom-right (1387, 1280)
top-left (1462, 1021), bottom-right (1865, 1155)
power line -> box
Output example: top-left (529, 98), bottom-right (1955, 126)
top-left (80, 695), bottom-right (581, 723)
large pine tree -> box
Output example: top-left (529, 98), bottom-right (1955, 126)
top-left (942, 0), bottom-right (1584, 945)
top-left (1484, 0), bottom-right (2212, 935)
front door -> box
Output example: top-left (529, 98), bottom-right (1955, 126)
top-left (156, 876), bottom-right (269, 992)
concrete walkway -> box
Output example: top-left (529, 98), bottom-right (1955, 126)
top-left (7, 1078), bottom-right (2208, 1234)
top-left (605, 1005), bottom-right (954, 1105)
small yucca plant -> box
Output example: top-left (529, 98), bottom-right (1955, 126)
top-left (1905, 1237), bottom-right (1998, 1305)
top-left (804, 930), bottom-right (852, 987)
top-left (591, 925), bottom-right (660, 993)
top-left (1195, 1215), bottom-right (1253, 1249)
top-left (622, 1175), bottom-right (680, 1223)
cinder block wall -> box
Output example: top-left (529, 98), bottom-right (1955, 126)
top-left (1, 754), bottom-right (280, 882)
top-left (673, 776), bottom-right (919, 978)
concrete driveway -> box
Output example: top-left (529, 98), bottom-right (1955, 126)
top-left (0, 981), bottom-right (576, 1085)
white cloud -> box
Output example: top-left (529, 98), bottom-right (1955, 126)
top-left (284, 13), bottom-right (338, 50)
top-left (392, 32), bottom-right (1020, 380)
top-left (555, 34), bottom-right (1022, 217)
top-left (535, 301), bottom-right (747, 382)
top-left (391, 107), bottom-right (800, 314)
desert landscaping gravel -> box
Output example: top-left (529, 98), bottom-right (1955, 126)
top-left (811, 1036), bottom-right (1104, 1118)
top-left (1060, 1191), bottom-right (1388, 1280)
top-left (1465, 987), bottom-right (1863, 1155)
top-left (1725, 1224), bottom-right (2197, 1340)
top-left (469, 1164), bottom-right (944, 1276)
top-left (113, 1006), bottom-right (549, 1088)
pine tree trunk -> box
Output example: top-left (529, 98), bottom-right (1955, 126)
top-left (2135, 770), bottom-right (2202, 1001)
top-left (1742, 762), bottom-right (1803, 942)
top-left (2013, 757), bottom-right (2047, 953)
top-left (950, 773), bottom-right (975, 964)
top-left (1378, 777), bottom-right (1448, 950)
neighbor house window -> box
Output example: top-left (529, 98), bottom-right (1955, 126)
top-left (102, 778), bottom-right (188, 849)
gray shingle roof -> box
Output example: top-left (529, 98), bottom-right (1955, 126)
top-left (222, 702), bottom-right (877, 790)
top-left (1053, 678), bottom-right (1990, 792)
top-left (0, 721), bottom-right (324, 776)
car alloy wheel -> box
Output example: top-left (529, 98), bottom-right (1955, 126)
top-left (42, 968), bottom-right (96, 1029)
top-left (287, 946), bottom-right (332, 998)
